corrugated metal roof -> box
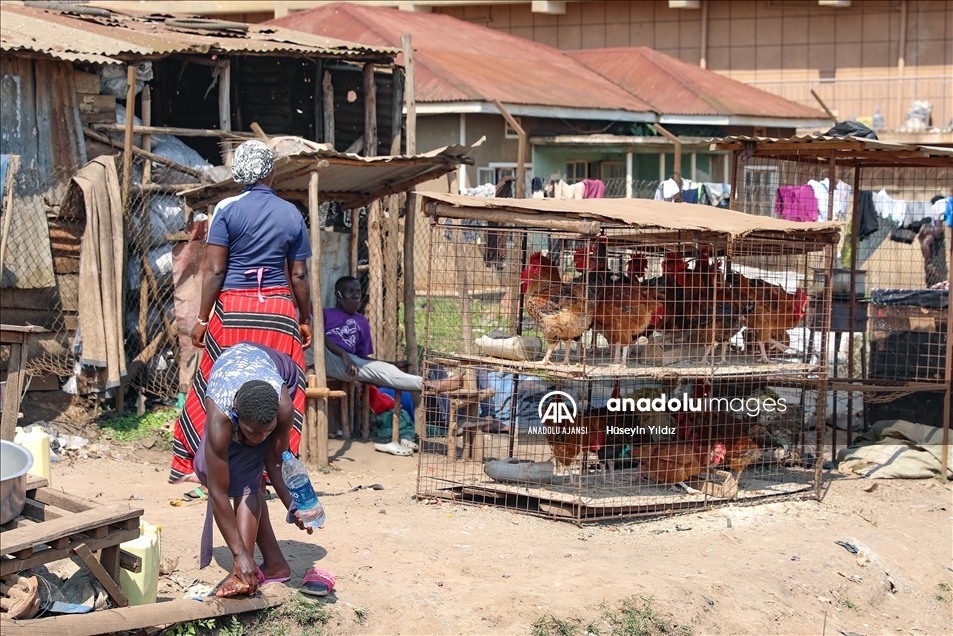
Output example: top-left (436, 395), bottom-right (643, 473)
top-left (0, 3), bottom-right (397, 65)
top-left (180, 138), bottom-right (475, 210)
top-left (421, 192), bottom-right (841, 248)
top-left (711, 134), bottom-right (953, 156)
top-left (568, 47), bottom-right (827, 122)
top-left (266, 3), bottom-right (653, 114)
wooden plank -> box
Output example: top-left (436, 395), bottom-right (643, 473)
top-left (0, 585), bottom-right (291, 636)
top-left (0, 527), bottom-right (140, 577)
top-left (91, 124), bottom-right (253, 139)
top-left (53, 256), bottom-right (80, 274)
top-left (20, 500), bottom-right (67, 522)
top-left (25, 475), bottom-right (49, 491)
top-left (79, 109), bottom-right (117, 125)
top-left (99, 544), bottom-right (121, 584)
top-left (76, 94), bottom-right (115, 114)
top-left (1, 342), bottom-right (24, 440)
top-left (0, 504), bottom-right (142, 556)
top-left (71, 543), bottom-right (128, 607)
top-left (120, 549), bottom-right (142, 574)
top-left (73, 72), bottom-right (100, 95)
top-left (32, 488), bottom-right (97, 513)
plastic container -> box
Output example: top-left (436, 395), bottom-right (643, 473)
top-left (120, 521), bottom-right (161, 605)
top-left (14, 426), bottom-right (51, 486)
top-left (281, 451), bottom-right (325, 529)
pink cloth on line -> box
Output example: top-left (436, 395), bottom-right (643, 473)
top-left (775, 185), bottom-right (819, 222)
top-left (582, 179), bottom-right (606, 199)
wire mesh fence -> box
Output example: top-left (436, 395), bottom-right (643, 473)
top-left (730, 148), bottom-right (951, 454)
top-left (415, 216), bottom-right (832, 521)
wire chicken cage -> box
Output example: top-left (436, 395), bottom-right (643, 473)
top-left (414, 193), bottom-right (840, 521)
top-left (714, 136), bottom-right (952, 464)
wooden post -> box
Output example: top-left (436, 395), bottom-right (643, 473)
top-left (363, 63), bottom-right (377, 159)
top-left (217, 59), bottom-right (232, 165)
top-left (941, 219), bottom-right (953, 477)
top-left (652, 124), bottom-right (682, 201)
top-left (404, 193), bottom-right (419, 375)
top-left (383, 195), bottom-right (400, 361)
top-left (140, 85), bottom-right (151, 185)
top-left (402, 35), bottom-right (419, 374)
top-left (322, 70), bottom-right (334, 149)
top-left (846, 166), bottom-right (862, 445)
top-left (350, 208), bottom-right (359, 277)
top-left (308, 171), bottom-right (329, 467)
top-left (391, 65), bottom-right (404, 156)
top-left (117, 63), bottom-right (137, 416)
top-left (492, 99), bottom-right (525, 198)
top-left (454, 220), bottom-right (473, 356)
top-left (367, 200), bottom-right (384, 357)
top-left (401, 34), bottom-right (416, 156)
top-left (313, 60), bottom-right (322, 143)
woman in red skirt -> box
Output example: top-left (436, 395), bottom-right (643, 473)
top-left (170, 140), bottom-right (312, 483)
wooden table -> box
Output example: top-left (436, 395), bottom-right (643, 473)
top-left (0, 475), bottom-right (144, 608)
top-left (1, 324), bottom-right (48, 440)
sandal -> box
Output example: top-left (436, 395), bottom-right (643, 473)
top-left (400, 438), bottom-right (419, 451)
top-left (183, 486), bottom-right (207, 500)
top-left (374, 441), bottom-right (412, 456)
top-left (301, 568), bottom-right (335, 597)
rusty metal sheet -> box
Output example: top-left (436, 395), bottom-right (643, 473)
top-left (267, 4), bottom-right (653, 112)
top-left (568, 47), bottom-right (827, 121)
top-left (0, 4), bottom-right (397, 65)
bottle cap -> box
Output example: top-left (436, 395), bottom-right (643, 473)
top-left (281, 450), bottom-right (293, 461)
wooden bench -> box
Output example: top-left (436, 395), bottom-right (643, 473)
top-left (0, 475), bottom-right (144, 608)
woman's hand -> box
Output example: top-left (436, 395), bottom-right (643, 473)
top-left (299, 323), bottom-right (313, 349)
top-left (216, 553), bottom-right (259, 597)
top-left (191, 322), bottom-right (207, 348)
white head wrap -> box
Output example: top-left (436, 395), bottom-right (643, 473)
top-left (231, 140), bottom-right (275, 185)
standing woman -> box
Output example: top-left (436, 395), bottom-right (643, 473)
top-left (170, 141), bottom-right (313, 483)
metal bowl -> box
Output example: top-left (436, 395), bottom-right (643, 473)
top-left (1, 440), bottom-right (34, 525)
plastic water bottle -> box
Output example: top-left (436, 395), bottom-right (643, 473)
top-left (281, 451), bottom-right (326, 529)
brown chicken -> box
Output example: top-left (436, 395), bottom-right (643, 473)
top-left (521, 253), bottom-right (592, 365)
top-left (630, 441), bottom-right (727, 493)
top-left (546, 412), bottom-right (608, 485)
top-left (727, 272), bottom-right (809, 363)
top-left (592, 284), bottom-right (665, 366)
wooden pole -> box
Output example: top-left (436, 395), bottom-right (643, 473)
top-left (367, 200), bottom-right (384, 357)
top-left (492, 100), bottom-right (526, 198)
top-left (350, 209), bottom-right (359, 277)
top-left (454, 220), bottom-right (473, 356)
top-left (217, 59), bottom-right (232, 165)
top-left (91, 124), bottom-right (254, 139)
top-left (941, 220), bottom-right (952, 477)
top-left (83, 129), bottom-right (204, 179)
top-left (140, 85), bottom-right (151, 185)
top-left (117, 63), bottom-right (136, 416)
top-left (0, 155), bottom-right (21, 282)
top-left (363, 63), bottom-right (377, 159)
top-left (401, 34), bottom-right (416, 156)
top-left (404, 192), bottom-right (418, 375)
top-left (653, 123), bottom-right (682, 201)
top-left (846, 166), bottom-right (862, 446)
top-left (384, 195), bottom-right (400, 361)
top-left (391, 65), bottom-right (404, 156)
top-left (308, 171), bottom-right (329, 467)
top-left (322, 70), bottom-right (335, 149)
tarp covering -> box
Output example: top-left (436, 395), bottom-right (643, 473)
top-left (837, 420), bottom-right (953, 479)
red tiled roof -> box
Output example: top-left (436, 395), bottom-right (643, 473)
top-left (267, 3), bottom-right (652, 113)
top-left (568, 47), bottom-right (827, 120)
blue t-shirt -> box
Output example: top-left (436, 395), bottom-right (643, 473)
top-left (207, 185), bottom-right (312, 290)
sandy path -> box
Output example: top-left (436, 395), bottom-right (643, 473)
top-left (46, 439), bottom-right (951, 635)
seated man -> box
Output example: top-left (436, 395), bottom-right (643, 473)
top-left (324, 276), bottom-right (462, 393)
top-left (193, 341), bottom-right (314, 598)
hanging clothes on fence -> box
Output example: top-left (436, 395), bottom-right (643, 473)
top-left (581, 179), bottom-right (605, 199)
top-left (775, 185), bottom-right (818, 222)
top-left (531, 176), bottom-right (545, 199)
top-left (856, 190), bottom-right (880, 241)
top-left (483, 177), bottom-right (513, 269)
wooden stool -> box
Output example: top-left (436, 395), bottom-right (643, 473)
top-left (441, 370), bottom-right (495, 462)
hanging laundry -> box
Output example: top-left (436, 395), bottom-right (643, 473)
top-left (581, 179), bottom-right (605, 199)
top-left (856, 191), bottom-right (879, 241)
top-left (681, 188), bottom-right (698, 204)
top-left (654, 178), bottom-right (680, 200)
top-left (531, 176), bottom-right (545, 199)
top-left (775, 185), bottom-right (818, 222)
top-left (806, 178), bottom-right (830, 222)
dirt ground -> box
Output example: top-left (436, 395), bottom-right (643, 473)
top-left (21, 391), bottom-right (949, 636)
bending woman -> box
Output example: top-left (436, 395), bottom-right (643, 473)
top-left (170, 140), bottom-right (312, 483)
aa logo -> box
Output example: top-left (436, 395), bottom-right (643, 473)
top-left (538, 391), bottom-right (577, 425)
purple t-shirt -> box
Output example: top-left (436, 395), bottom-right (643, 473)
top-left (207, 185), bottom-right (312, 290)
top-left (324, 308), bottom-right (373, 357)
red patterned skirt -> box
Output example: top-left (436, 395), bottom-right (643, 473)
top-left (169, 287), bottom-right (306, 482)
